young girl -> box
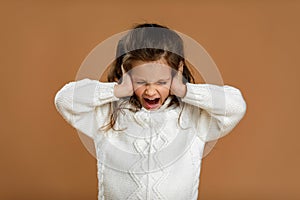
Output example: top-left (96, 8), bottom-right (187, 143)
top-left (54, 23), bottom-right (246, 200)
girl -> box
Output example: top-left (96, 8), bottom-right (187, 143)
top-left (54, 23), bottom-right (246, 200)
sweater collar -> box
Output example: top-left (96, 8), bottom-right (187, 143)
top-left (132, 96), bottom-right (180, 129)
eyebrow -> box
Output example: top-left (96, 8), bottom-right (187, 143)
top-left (157, 78), bottom-right (171, 81)
top-left (133, 78), bottom-right (171, 82)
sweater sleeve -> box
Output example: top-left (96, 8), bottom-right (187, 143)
top-left (54, 78), bottom-right (119, 139)
top-left (181, 83), bottom-right (247, 142)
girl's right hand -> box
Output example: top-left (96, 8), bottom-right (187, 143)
top-left (113, 65), bottom-right (134, 98)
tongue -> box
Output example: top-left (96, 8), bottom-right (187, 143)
top-left (145, 98), bottom-right (159, 104)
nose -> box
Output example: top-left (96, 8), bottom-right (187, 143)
top-left (145, 84), bottom-right (157, 96)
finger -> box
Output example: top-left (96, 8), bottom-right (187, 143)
top-left (170, 84), bottom-right (174, 95)
top-left (121, 64), bottom-right (125, 75)
top-left (118, 65), bottom-right (126, 84)
top-left (178, 61), bottom-right (184, 73)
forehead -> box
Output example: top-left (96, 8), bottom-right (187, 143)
top-left (130, 60), bottom-right (172, 81)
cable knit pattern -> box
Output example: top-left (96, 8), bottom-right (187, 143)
top-left (54, 78), bottom-right (246, 200)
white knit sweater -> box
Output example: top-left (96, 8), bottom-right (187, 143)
top-left (54, 78), bottom-right (246, 200)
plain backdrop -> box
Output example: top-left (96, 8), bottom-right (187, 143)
top-left (0, 0), bottom-right (299, 199)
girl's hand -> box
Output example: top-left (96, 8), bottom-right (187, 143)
top-left (170, 62), bottom-right (187, 98)
top-left (114, 65), bottom-right (134, 98)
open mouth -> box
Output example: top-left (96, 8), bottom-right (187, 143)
top-left (143, 98), bottom-right (160, 109)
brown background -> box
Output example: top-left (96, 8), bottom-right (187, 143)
top-left (1, 0), bottom-right (299, 199)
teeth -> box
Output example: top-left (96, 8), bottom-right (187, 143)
top-left (145, 98), bottom-right (158, 100)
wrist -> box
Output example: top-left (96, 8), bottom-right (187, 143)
top-left (177, 84), bottom-right (187, 98)
top-left (114, 84), bottom-right (132, 98)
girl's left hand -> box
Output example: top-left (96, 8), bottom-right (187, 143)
top-left (170, 62), bottom-right (187, 98)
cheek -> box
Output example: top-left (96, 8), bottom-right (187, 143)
top-left (158, 86), bottom-right (171, 97)
top-left (133, 86), bottom-right (145, 97)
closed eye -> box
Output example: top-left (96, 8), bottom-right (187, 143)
top-left (157, 82), bottom-right (167, 85)
top-left (136, 81), bottom-right (146, 85)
